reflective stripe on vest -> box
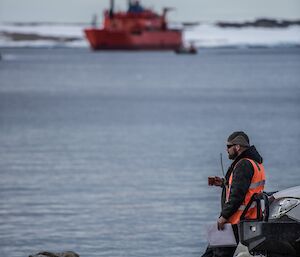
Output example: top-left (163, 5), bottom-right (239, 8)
top-left (226, 158), bottom-right (266, 224)
top-left (249, 180), bottom-right (265, 189)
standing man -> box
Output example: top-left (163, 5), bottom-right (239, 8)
top-left (202, 131), bottom-right (266, 257)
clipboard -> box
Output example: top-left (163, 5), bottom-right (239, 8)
top-left (206, 223), bottom-right (237, 247)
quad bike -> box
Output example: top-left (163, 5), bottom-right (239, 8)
top-left (234, 185), bottom-right (300, 257)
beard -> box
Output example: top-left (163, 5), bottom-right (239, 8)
top-left (228, 148), bottom-right (239, 160)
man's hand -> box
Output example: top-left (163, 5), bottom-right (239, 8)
top-left (208, 176), bottom-right (224, 187)
top-left (217, 216), bottom-right (227, 230)
top-left (213, 176), bottom-right (224, 187)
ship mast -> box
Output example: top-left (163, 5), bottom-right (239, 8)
top-left (109, 0), bottom-right (115, 18)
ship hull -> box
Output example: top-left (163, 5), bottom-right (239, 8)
top-left (84, 28), bottom-right (182, 50)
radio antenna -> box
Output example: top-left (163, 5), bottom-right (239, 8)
top-left (220, 153), bottom-right (225, 177)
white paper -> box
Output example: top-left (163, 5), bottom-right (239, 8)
top-left (206, 223), bottom-right (237, 247)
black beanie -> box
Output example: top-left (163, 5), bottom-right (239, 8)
top-left (227, 131), bottom-right (250, 147)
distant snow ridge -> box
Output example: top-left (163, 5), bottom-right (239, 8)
top-left (0, 23), bottom-right (88, 48)
top-left (184, 24), bottom-right (300, 48)
top-left (0, 22), bottom-right (300, 48)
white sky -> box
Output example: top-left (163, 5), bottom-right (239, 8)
top-left (0, 0), bottom-right (299, 23)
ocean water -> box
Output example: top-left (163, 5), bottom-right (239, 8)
top-left (0, 47), bottom-right (300, 257)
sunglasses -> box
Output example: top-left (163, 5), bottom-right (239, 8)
top-left (227, 144), bottom-right (236, 149)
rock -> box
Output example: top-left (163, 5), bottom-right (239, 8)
top-left (28, 251), bottom-right (80, 257)
top-left (216, 18), bottom-right (300, 28)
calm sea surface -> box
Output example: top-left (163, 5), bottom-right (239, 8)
top-left (0, 47), bottom-right (300, 257)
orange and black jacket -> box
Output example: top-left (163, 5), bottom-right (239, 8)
top-left (220, 145), bottom-right (264, 220)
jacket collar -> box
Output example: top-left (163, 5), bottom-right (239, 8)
top-left (225, 145), bottom-right (263, 180)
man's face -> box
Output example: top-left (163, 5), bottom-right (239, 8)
top-left (227, 144), bottom-right (239, 160)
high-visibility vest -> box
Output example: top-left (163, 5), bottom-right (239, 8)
top-left (226, 158), bottom-right (266, 224)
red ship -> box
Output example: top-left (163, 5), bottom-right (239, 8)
top-left (84, 0), bottom-right (183, 50)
